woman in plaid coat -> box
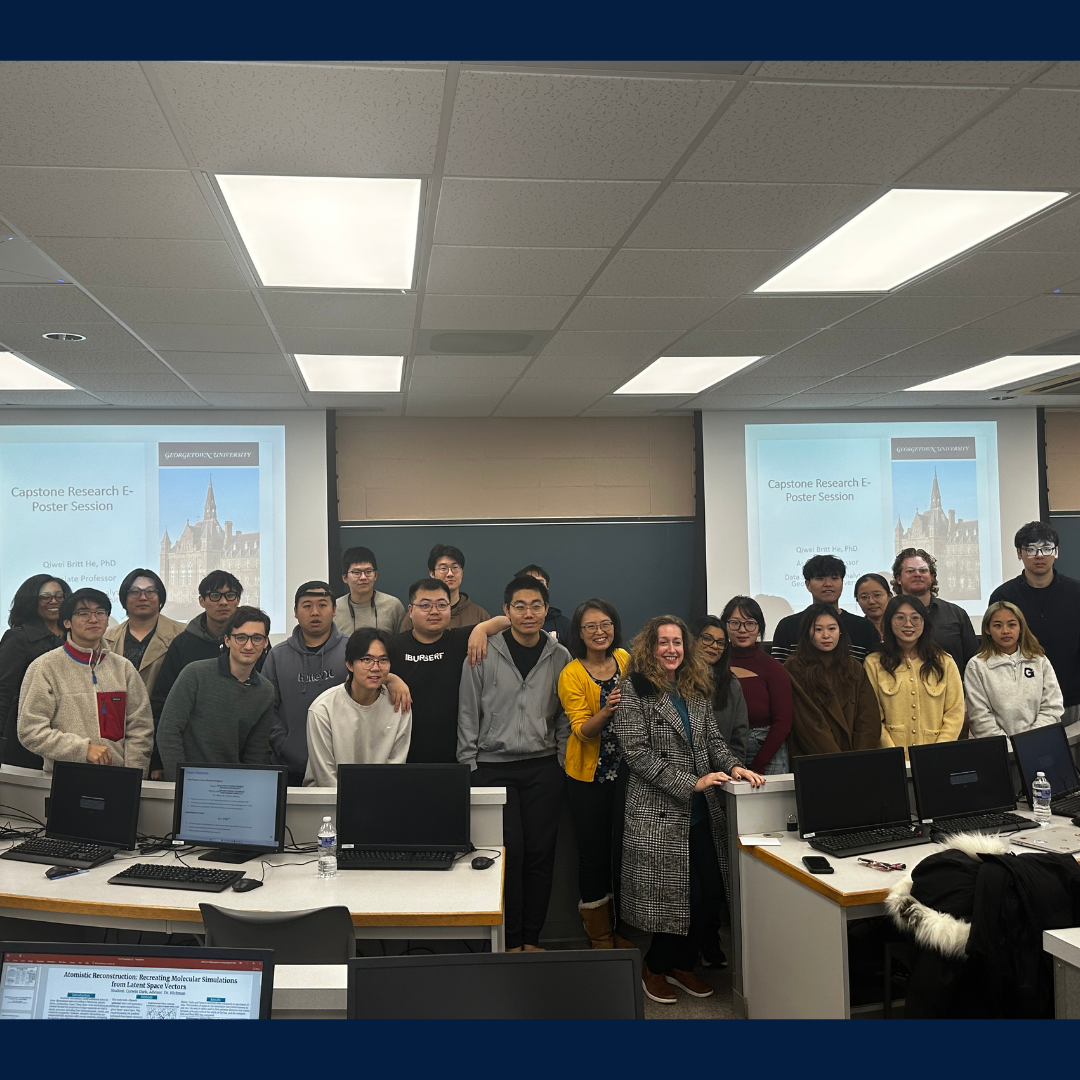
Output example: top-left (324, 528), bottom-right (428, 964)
top-left (614, 614), bottom-right (764, 1005)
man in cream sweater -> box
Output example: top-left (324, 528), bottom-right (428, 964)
top-left (304, 627), bottom-right (411, 786)
top-left (18, 588), bottom-right (153, 776)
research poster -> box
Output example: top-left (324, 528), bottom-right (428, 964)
top-left (745, 421), bottom-right (1000, 617)
top-left (0, 425), bottom-right (286, 628)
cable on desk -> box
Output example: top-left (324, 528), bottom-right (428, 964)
top-left (258, 856), bottom-right (320, 882)
top-left (0, 803), bottom-right (46, 829)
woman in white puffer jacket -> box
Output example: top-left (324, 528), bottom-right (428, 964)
top-left (965, 600), bottom-right (1064, 739)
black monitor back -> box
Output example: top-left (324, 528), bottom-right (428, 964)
top-left (909, 736), bottom-right (1015, 820)
top-left (47, 761), bottom-right (142, 848)
top-left (793, 747), bottom-right (911, 837)
top-left (1011, 724), bottom-right (1079, 800)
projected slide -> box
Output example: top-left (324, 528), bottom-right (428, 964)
top-left (746, 422), bottom-right (1000, 618)
top-left (0, 425), bottom-right (286, 627)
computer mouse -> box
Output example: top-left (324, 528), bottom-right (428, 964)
top-left (471, 856), bottom-right (495, 870)
top-left (45, 865), bottom-right (83, 880)
top-left (232, 877), bottom-right (264, 892)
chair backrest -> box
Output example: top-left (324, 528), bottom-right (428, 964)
top-left (199, 904), bottom-right (356, 964)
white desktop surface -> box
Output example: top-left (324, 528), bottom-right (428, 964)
top-left (1043, 926), bottom-right (1080, 969)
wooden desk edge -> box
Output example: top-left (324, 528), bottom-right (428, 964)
top-left (739, 843), bottom-right (889, 907)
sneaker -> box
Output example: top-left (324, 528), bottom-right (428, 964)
top-left (700, 944), bottom-right (728, 969)
top-left (641, 961), bottom-right (678, 1004)
top-left (666, 969), bottom-right (714, 998)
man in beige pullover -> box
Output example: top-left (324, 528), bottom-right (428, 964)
top-left (18, 588), bottom-right (153, 776)
top-left (304, 627), bottom-right (411, 786)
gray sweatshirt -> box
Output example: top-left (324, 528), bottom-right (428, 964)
top-left (964, 650), bottom-right (1065, 739)
top-left (264, 624), bottom-right (348, 777)
top-left (333, 592), bottom-right (405, 636)
top-left (457, 632), bottom-right (570, 770)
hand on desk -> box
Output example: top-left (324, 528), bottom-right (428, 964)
top-left (695, 766), bottom-right (765, 791)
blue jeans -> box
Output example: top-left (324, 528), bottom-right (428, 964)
top-left (746, 727), bottom-right (789, 774)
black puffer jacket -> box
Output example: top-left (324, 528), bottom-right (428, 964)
top-left (0, 620), bottom-right (63, 768)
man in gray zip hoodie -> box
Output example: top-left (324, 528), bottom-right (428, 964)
top-left (458, 575), bottom-right (570, 952)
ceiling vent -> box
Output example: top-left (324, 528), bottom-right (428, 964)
top-left (417, 330), bottom-right (539, 355)
top-left (1014, 373), bottom-right (1080, 396)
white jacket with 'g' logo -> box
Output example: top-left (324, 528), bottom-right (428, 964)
top-left (964, 650), bottom-right (1064, 739)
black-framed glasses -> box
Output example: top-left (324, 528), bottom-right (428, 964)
top-left (38, 591), bottom-right (65, 602)
top-left (699, 633), bottom-right (725, 647)
top-left (228, 633), bottom-right (267, 646)
top-left (433, 563), bottom-right (462, 575)
top-left (348, 568), bottom-right (377, 578)
top-left (354, 655), bottom-right (391, 668)
top-left (726, 619), bottom-right (759, 631)
top-left (1021, 544), bottom-right (1058, 557)
top-left (413, 600), bottom-right (450, 612)
top-left (71, 609), bottom-right (108, 621)
top-left (205, 591), bottom-right (240, 602)
top-left (127, 587), bottom-right (159, 598)
top-left (581, 620), bottom-right (614, 634)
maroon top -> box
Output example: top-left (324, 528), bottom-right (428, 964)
top-left (730, 643), bottom-right (793, 772)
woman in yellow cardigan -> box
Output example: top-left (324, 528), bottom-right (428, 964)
top-left (558, 597), bottom-right (633, 950)
top-left (863, 594), bottom-right (964, 749)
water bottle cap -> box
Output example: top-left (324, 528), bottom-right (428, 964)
top-left (1037, 772), bottom-right (1046, 777)
top-left (323, 816), bottom-right (331, 821)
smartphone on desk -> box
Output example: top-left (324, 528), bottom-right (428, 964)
top-left (802, 855), bottom-right (834, 874)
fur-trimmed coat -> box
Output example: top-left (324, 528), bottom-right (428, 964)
top-left (613, 671), bottom-right (741, 935)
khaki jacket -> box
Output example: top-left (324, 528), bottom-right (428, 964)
top-left (864, 651), bottom-right (964, 750)
top-left (103, 615), bottom-right (185, 699)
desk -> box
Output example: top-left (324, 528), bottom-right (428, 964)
top-left (1043, 927), bottom-right (1080, 1019)
top-left (272, 965), bottom-right (347, 1018)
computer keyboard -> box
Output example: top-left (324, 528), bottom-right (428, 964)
top-left (1, 837), bottom-right (118, 868)
top-left (1052, 795), bottom-right (1080, 817)
top-left (108, 864), bottom-right (245, 892)
top-left (809, 825), bottom-right (932, 858)
top-left (930, 811), bottom-right (1030, 837)
top-left (338, 849), bottom-right (455, 871)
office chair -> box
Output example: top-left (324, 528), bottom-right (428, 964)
top-left (199, 904), bottom-right (356, 964)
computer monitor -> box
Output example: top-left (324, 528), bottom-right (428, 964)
top-left (347, 950), bottom-right (643, 1019)
top-left (0, 942), bottom-right (273, 1020)
top-left (172, 763), bottom-right (288, 864)
top-left (793, 747), bottom-right (912, 838)
top-left (336, 764), bottom-right (470, 852)
top-left (47, 761), bottom-right (142, 849)
top-left (1011, 724), bottom-right (1080, 802)
top-left (909, 736), bottom-right (1016, 821)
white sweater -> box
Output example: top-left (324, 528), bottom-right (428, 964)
top-left (964, 650), bottom-right (1064, 739)
top-left (303, 683), bottom-right (411, 787)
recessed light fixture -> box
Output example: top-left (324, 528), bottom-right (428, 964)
top-left (0, 352), bottom-right (73, 390)
top-left (42, 332), bottom-right (86, 342)
top-left (755, 188), bottom-right (1068, 294)
top-left (217, 175), bottom-right (422, 289)
top-left (294, 354), bottom-right (404, 393)
top-left (614, 356), bottom-right (761, 395)
top-left (906, 354), bottom-right (1080, 392)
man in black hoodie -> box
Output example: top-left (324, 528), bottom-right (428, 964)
top-left (516, 564), bottom-right (570, 648)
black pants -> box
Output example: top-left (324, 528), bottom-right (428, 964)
top-left (565, 765), bottom-right (626, 904)
top-left (471, 756), bottom-right (565, 950)
top-left (644, 818), bottom-right (724, 975)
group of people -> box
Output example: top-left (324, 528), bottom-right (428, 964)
top-left (1, 521), bottom-right (1077, 1006)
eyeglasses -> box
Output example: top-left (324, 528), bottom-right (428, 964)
top-left (892, 614), bottom-right (924, 626)
top-left (71, 609), bottom-right (107, 621)
top-left (348, 568), bottom-right (376, 578)
top-left (229, 633), bottom-right (267, 646)
top-left (127, 587), bottom-right (159, 598)
top-left (413, 600), bottom-right (450, 612)
top-left (699, 633), bottom-right (725, 647)
top-left (857, 591), bottom-right (888, 603)
top-left (1021, 544), bottom-right (1058, 557)
top-left (38, 591), bottom-right (65, 602)
top-left (581, 620), bottom-right (614, 634)
top-left (726, 619), bottom-right (759, 631)
top-left (509, 601), bottom-right (547, 614)
top-left (354, 655), bottom-right (391, 668)
top-left (433, 563), bottom-right (462, 575)
top-left (205, 591), bottom-right (240, 602)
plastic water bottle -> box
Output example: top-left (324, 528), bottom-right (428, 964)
top-left (1032, 771), bottom-right (1053, 826)
top-left (318, 816), bottom-right (338, 878)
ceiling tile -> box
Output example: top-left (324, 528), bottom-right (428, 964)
top-left (182, 373), bottom-right (301, 392)
top-left (902, 250), bottom-right (1080, 296)
top-left (525, 352), bottom-right (650, 379)
top-left (887, 326), bottom-right (1059, 366)
top-left (277, 326), bottom-right (411, 354)
top-left (562, 296), bottom-right (722, 332)
top-left (159, 351), bottom-right (294, 375)
top-left (755, 61), bottom-right (1045, 84)
top-left (72, 372), bottom-right (190, 391)
top-left (582, 394), bottom-right (695, 414)
top-left (538, 331), bottom-right (678, 362)
top-left (906, 89), bottom-right (1080, 187)
top-left (262, 292), bottom-right (417, 329)
top-left (811, 376), bottom-right (922, 393)
top-left (756, 352), bottom-right (875, 377)
top-left (410, 355), bottom-right (530, 378)
top-left (857, 390), bottom-right (1010, 408)
top-left (0, 389), bottom-right (105, 406)
top-left (201, 392), bottom-right (309, 408)
top-left (1037, 63), bottom-right (1080, 87)
top-left (836, 295), bottom-right (1026, 329)
top-left (627, 182), bottom-right (876, 249)
top-left (591, 249), bottom-right (786, 297)
top-left (971, 295), bottom-right (1080, 330)
top-left (305, 393), bottom-right (402, 414)
top-left (35, 351), bottom-right (172, 375)
top-left (712, 375), bottom-right (826, 394)
top-left (696, 296), bottom-right (874, 331)
top-left (91, 391), bottom-right (208, 406)
top-left (426, 247), bottom-right (607, 295)
top-left (772, 327), bottom-right (939, 360)
top-left (680, 82), bottom-right (1000, 183)
top-left (768, 393), bottom-right (886, 407)
top-left (34, 238), bottom-right (247, 290)
top-left (406, 396), bottom-right (499, 417)
top-left (0, 285), bottom-right (117, 324)
top-left (129, 322), bottom-right (278, 353)
top-left (0, 168), bottom-right (221, 239)
top-left (0, 63), bottom-right (186, 168)
top-left (420, 294), bottom-right (572, 331)
top-left (406, 376), bottom-right (518, 397)
top-left (682, 391), bottom-right (787, 410)
top-left (155, 62), bottom-right (445, 174)
top-left (434, 179), bottom-right (656, 246)
top-left (0, 321), bottom-right (146, 354)
top-left (665, 329), bottom-right (810, 356)
top-left (445, 71), bottom-right (735, 179)
top-left (991, 198), bottom-right (1080, 251)
top-left (92, 288), bottom-right (265, 325)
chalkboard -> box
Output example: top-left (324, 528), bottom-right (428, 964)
top-left (1051, 515), bottom-right (1080, 580)
top-left (338, 519), bottom-right (695, 640)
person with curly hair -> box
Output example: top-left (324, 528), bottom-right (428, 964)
top-left (614, 614), bottom-right (763, 1005)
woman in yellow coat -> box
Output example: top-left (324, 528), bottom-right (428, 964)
top-left (863, 594), bottom-right (964, 749)
top-left (558, 597), bottom-right (632, 950)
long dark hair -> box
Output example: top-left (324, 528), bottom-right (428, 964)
top-left (787, 602), bottom-right (856, 698)
top-left (8, 574), bottom-right (72, 629)
top-left (568, 598), bottom-right (622, 660)
top-left (878, 594), bottom-right (946, 683)
top-left (720, 595), bottom-right (766, 642)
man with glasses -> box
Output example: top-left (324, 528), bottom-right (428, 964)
top-left (990, 521), bottom-right (1080, 727)
top-left (156, 606), bottom-right (275, 782)
top-left (400, 544), bottom-right (490, 631)
top-left (304, 628), bottom-right (412, 785)
top-left (333, 546), bottom-right (405, 635)
top-left (516, 564), bottom-right (571, 647)
top-left (387, 580), bottom-right (508, 763)
top-left (18, 588), bottom-right (153, 775)
top-left (458, 575), bottom-right (570, 952)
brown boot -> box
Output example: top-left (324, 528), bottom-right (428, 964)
top-left (604, 895), bottom-right (636, 949)
top-left (666, 969), bottom-right (714, 998)
top-left (579, 896), bottom-right (614, 948)
top-left (641, 960), bottom-right (677, 1004)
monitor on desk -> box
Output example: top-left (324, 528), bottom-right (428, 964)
top-left (1011, 724), bottom-right (1080, 802)
top-left (172, 763), bottom-right (288, 864)
top-left (47, 760), bottom-right (142, 849)
top-left (0, 942), bottom-right (274, 1019)
top-left (909, 736), bottom-right (1015, 821)
top-left (347, 950), bottom-right (644, 1019)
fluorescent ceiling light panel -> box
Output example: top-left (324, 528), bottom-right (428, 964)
top-left (294, 354), bottom-right (403, 393)
top-left (907, 354), bottom-right (1080, 392)
top-left (755, 188), bottom-right (1068, 294)
top-left (217, 175), bottom-right (422, 289)
top-left (614, 356), bottom-right (761, 395)
top-left (0, 351), bottom-right (72, 390)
